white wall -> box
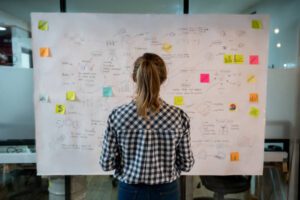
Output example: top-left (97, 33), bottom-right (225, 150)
top-left (266, 68), bottom-right (300, 200)
top-left (0, 10), bottom-right (29, 31)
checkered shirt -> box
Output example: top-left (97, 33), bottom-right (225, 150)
top-left (100, 99), bottom-right (194, 184)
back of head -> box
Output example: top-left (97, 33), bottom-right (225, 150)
top-left (132, 53), bottom-right (167, 117)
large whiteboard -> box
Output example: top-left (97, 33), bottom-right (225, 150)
top-left (32, 13), bottom-right (269, 175)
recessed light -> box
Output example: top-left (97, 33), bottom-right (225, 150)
top-left (274, 28), bottom-right (280, 34)
top-left (276, 43), bottom-right (281, 48)
top-left (0, 26), bottom-right (7, 31)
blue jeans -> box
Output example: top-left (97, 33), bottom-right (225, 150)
top-left (117, 180), bottom-right (180, 200)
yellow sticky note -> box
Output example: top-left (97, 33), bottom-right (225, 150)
top-left (56, 104), bottom-right (66, 114)
top-left (249, 93), bottom-right (259, 103)
top-left (162, 43), bottom-right (173, 53)
top-left (224, 54), bottom-right (233, 64)
top-left (234, 54), bottom-right (244, 64)
top-left (252, 20), bottom-right (263, 29)
top-left (174, 96), bottom-right (184, 106)
top-left (66, 91), bottom-right (76, 101)
top-left (40, 48), bottom-right (51, 57)
top-left (230, 152), bottom-right (239, 161)
top-left (247, 75), bottom-right (256, 83)
top-left (249, 107), bottom-right (260, 118)
top-left (38, 20), bottom-right (48, 31)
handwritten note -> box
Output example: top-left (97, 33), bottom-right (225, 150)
top-left (103, 87), bottom-right (113, 97)
top-left (174, 96), bottom-right (184, 106)
top-left (66, 91), bottom-right (76, 101)
top-left (56, 104), bottom-right (66, 114)
top-left (200, 73), bottom-right (210, 83)
top-left (38, 20), bottom-right (49, 31)
top-left (40, 48), bottom-right (51, 57)
top-left (249, 55), bottom-right (259, 65)
top-left (39, 94), bottom-right (49, 103)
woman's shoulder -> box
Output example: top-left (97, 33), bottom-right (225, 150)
top-left (109, 101), bottom-right (136, 118)
top-left (161, 100), bottom-right (190, 120)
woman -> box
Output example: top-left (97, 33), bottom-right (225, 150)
top-left (100, 53), bottom-right (194, 200)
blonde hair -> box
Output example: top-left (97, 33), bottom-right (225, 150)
top-left (133, 53), bottom-right (167, 117)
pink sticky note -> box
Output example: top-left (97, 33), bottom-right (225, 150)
top-left (200, 73), bottom-right (210, 83)
top-left (249, 55), bottom-right (259, 65)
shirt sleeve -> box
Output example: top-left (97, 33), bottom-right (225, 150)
top-left (99, 111), bottom-right (119, 171)
top-left (175, 111), bottom-right (194, 172)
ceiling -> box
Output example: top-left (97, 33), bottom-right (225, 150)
top-left (0, 0), bottom-right (265, 27)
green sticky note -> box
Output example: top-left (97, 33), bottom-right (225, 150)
top-left (249, 107), bottom-right (260, 118)
top-left (174, 96), bottom-right (184, 106)
top-left (38, 20), bottom-right (49, 31)
top-left (252, 20), bottom-right (263, 29)
top-left (56, 104), bottom-right (66, 114)
top-left (103, 87), bottom-right (113, 97)
top-left (66, 91), bottom-right (76, 101)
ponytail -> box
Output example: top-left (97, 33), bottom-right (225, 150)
top-left (133, 53), bottom-right (167, 117)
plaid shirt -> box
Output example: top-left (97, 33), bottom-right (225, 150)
top-left (100, 99), bottom-right (194, 184)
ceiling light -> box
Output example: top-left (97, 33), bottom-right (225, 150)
top-left (276, 43), bottom-right (281, 48)
top-left (274, 28), bottom-right (280, 34)
top-left (0, 26), bottom-right (7, 31)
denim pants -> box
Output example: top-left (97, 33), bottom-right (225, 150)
top-left (117, 179), bottom-right (180, 200)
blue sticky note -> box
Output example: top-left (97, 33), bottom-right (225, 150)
top-left (103, 87), bottom-right (112, 97)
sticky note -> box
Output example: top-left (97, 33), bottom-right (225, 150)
top-left (200, 73), bottom-right (210, 83)
top-left (224, 54), bottom-right (233, 64)
top-left (230, 152), bottom-right (239, 161)
top-left (39, 48), bottom-right (51, 57)
top-left (229, 103), bottom-right (237, 111)
top-left (174, 96), bottom-right (184, 106)
top-left (66, 91), bottom-right (76, 101)
top-left (252, 20), bottom-right (263, 29)
top-left (56, 104), bottom-right (66, 114)
top-left (249, 107), bottom-right (260, 118)
top-left (162, 43), bottom-right (172, 53)
top-left (249, 55), bottom-right (259, 65)
top-left (247, 75), bottom-right (256, 83)
top-left (39, 94), bottom-right (49, 103)
top-left (249, 93), bottom-right (259, 103)
top-left (103, 87), bottom-right (113, 97)
top-left (38, 20), bottom-right (48, 31)
top-left (234, 54), bottom-right (244, 64)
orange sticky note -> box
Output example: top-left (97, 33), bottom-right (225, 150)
top-left (40, 48), bottom-right (51, 57)
top-left (224, 54), bottom-right (233, 64)
top-left (230, 152), bottom-right (239, 161)
top-left (234, 54), bottom-right (244, 64)
top-left (55, 104), bottom-right (66, 114)
top-left (174, 96), bottom-right (184, 106)
top-left (249, 93), bottom-right (259, 103)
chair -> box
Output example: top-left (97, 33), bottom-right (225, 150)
top-left (194, 176), bottom-right (251, 200)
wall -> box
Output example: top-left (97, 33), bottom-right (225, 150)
top-left (247, 0), bottom-right (300, 68)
